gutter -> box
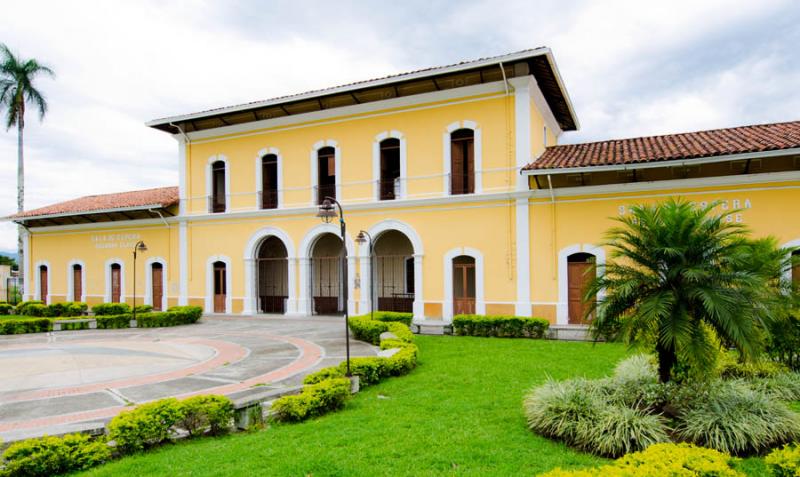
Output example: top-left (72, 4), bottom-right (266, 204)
top-left (7, 204), bottom-right (170, 223)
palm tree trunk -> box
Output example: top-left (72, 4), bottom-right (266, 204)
top-left (16, 109), bottom-right (24, 297)
top-left (656, 342), bottom-right (676, 383)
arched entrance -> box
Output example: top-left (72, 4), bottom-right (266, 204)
top-left (39, 264), bottom-right (49, 304)
top-left (256, 236), bottom-right (289, 313)
top-left (311, 233), bottom-right (345, 315)
top-left (212, 261), bottom-right (227, 313)
top-left (372, 230), bottom-right (415, 312)
top-left (110, 263), bottom-right (121, 303)
top-left (151, 263), bottom-right (164, 311)
top-left (452, 255), bottom-right (476, 315)
top-left (567, 252), bottom-right (596, 324)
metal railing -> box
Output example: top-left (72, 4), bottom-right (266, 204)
top-left (258, 190), bottom-right (279, 210)
top-left (314, 184), bottom-right (336, 205)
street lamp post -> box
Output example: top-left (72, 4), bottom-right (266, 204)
top-left (132, 240), bottom-right (148, 323)
top-left (317, 197), bottom-right (351, 377)
top-left (355, 230), bottom-right (374, 322)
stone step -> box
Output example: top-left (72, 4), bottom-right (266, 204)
top-left (411, 320), bottom-right (452, 335)
top-left (547, 325), bottom-right (593, 341)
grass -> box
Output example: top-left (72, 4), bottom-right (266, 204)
top-left (78, 336), bottom-right (774, 476)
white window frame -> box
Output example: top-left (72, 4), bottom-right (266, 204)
top-left (442, 120), bottom-right (482, 196)
top-left (372, 131), bottom-right (407, 201)
top-left (556, 244), bottom-right (606, 325)
top-left (206, 154), bottom-right (230, 213)
top-left (144, 257), bottom-right (168, 311)
top-left (255, 147), bottom-right (284, 209)
top-left (66, 259), bottom-right (86, 302)
top-left (33, 260), bottom-right (51, 303)
top-left (104, 258), bottom-right (126, 303)
top-left (310, 140), bottom-right (341, 205)
top-left (205, 255), bottom-right (232, 314)
top-left (442, 247), bottom-right (485, 322)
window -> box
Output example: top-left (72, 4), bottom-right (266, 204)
top-left (110, 263), bottom-right (122, 303)
top-left (379, 138), bottom-right (401, 200)
top-left (450, 128), bottom-right (474, 195)
top-left (317, 146), bottom-right (336, 204)
top-left (72, 264), bottom-right (82, 302)
top-left (39, 265), bottom-right (49, 304)
top-left (210, 160), bottom-right (226, 213)
top-left (261, 154), bottom-right (278, 209)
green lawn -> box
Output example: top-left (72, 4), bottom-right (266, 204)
top-left (80, 336), bottom-right (770, 476)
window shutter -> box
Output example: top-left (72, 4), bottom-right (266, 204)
top-left (466, 138), bottom-right (475, 193)
top-left (451, 139), bottom-right (464, 194)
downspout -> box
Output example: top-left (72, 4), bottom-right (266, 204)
top-left (499, 61), bottom-right (514, 279)
top-left (547, 174), bottom-right (557, 281)
top-left (148, 208), bottom-right (169, 227)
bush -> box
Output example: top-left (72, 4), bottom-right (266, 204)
top-left (766, 443), bottom-right (800, 477)
top-left (138, 308), bottom-right (203, 328)
top-left (1, 433), bottom-right (111, 477)
top-left (107, 398), bottom-right (184, 454)
top-left (369, 311), bottom-right (413, 326)
top-left (452, 314), bottom-right (549, 338)
top-left (303, 366), bottom-right (346, 385)
top-left (540, 443), bottom-right (744, 477)
top-left (95, 314), bottom-right (131, 329)
top-left (14, 300), bottom-right (44, 315)
top-left (133, 304), bottom-right (153, 313)
top-left (717, 350), bottom-right (788, 379)
top-left (18, 303), bottom-right (49, 317)
top-left (741, 372), bottom-right (800, 401)
top-left (271, 377), bottom-right (351, 422)
top-left (177, 395), bottom-right (234, 437)
top-left (167, 306), bottom-right (203, 322)
top-left (767, 311), bottom-right (800, 370)
top-left (0, 318), bottom-right (52, 334)
top-left (673, 381), bottom-right (800, 455)
top-left (92, 303), bottom-right (132, 316)
top-left (60, 302), bottom-right (88, 317)
top-left (0, 302), bottom-right (14, 315)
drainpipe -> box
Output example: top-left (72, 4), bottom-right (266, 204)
top-left (547, 174), bottom-right (557, 281)
top-left (498, 62), bottom-right (510, 95)
top-left (148, 208), bottom-right (169, 227)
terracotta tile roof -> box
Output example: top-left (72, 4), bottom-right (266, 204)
top-left (525, 120), bottom-right (800, 171)
top-left (10, 186), bottom-right (178, 219)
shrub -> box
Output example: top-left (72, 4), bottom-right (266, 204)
top-left (741, 372), bottom-right (800, 401)
top-left (767, 311), bottom-right (800, 370)
top-left (0, 318), bottom-right (51, 334)
top-left (60, 302), bottom-right (88, 317)
top-left (766, 443), bottom-right (800, 477)
top-left (107, 398), bottom-right (184, 454)
top-left (673, 381), bottom-right (800, 455)
top-left (167, 306), bottom-right (203, 322)
top-left (1, 433), bottom-right (111, 477)
top-left (0, 302), bottom-right (14, 315)
top-left (138, 308), bottom-right (203, 328)
top-left (717, 350), bottom-right (788, 379)
top-left (177, 395), bottom-right (234, 437)
top-left (369, 311), bottom-right (413, 326)
top-left (303, 366), bottom-right (346, 385)
top-left (271, 377), bottom-right (351, 422)
top-left (18, 303), bottom-right (49, 317)
top-left (133, 304), bottom-right (153, 313)
top-left (14, 300), bottom-right (44, 315)
top-left (95, 314), bottom-right (131, 329)
top-left (92, 303), bottom-right (132, 315)
top-left (452, 314), bottom-right (549, 338)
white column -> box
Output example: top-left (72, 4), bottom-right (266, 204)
top-left (358, 253), bottom-right (371, 315)
top-left (243, 258), bottom-right (256, 315)
top-left (179, 221), bottom-right (188, 306)
top-left (510, 76), bottom-right (534, 191)
top-left (286, 257), bottom-right (300, 315)
top-left (297, 257), bottom-right (311, 315)
top-left (413, 255), bottom-right (424, 319)
top-left (22, 229), bottom-right (31, 301)
top-left (515, 198), bottom-right (531, 316)
top-left (347, 256), bottom-right (357, 316)
top-left (178, 138), bottom-right (187, 216)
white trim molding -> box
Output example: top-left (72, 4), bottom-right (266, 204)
top-left (442, 247), bottom-right (485, 322)
top-left (22, 229), bottom-right (30, 301)
top-left (144, 257), bottom-right (168, 311)
top-left (514, 197), bottom-right (531, 316)
top-left (104, 258), bottom-right (126, 303)
top-left (298, 223), bottom-right (356, 316)
top-left (372, 130), bottom-right (407, 201)
top-left (556, 244), bottom-right (606, 325)
top-left (243, 226), bottom-right (297, 315)
top-left (205, 255), bottom-right (233, 314)
top-left (66, 259), bottom-right (87, 302)
top-left (206, 154), bottom-right (230, 213)
top-left (254, 147), bottom-right (284, 209)
top-left (310, 140), bottom-right (341, 205)
top-left (33, 260), bottom-right (51, 303)
top-left (443, 120), bottom-right (483, 195)
top-left (178, 222), bottom-right (188, 305)
top-left (178, 137), bottom-right (187, 216)
top-left (360, 219), bottom-right (425, 318)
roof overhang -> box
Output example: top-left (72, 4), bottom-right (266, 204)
top-left (9, 204), bottom-right (175, 228)
top-left (147, 48), bottom-right (579, 135)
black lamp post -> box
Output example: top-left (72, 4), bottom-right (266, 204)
top-left (355, 230), bottom-right (374, 322)
top-left (317, 197), bottom-right (351, 377)
top-left (132, 240), bottom-right (147, 323)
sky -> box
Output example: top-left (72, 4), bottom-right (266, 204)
top-left (0, 0), bottom-right (798, 251)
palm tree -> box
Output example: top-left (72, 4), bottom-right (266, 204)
top-left (588, 199), bottom-right (794, 383)
top-left (0, 44), bottom-right (54, 291)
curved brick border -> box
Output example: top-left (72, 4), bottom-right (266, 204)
top-left (0, 333), bottom-right (323, 433)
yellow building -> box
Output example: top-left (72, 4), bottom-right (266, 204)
top-left (10, 48), bottom-right (800, 326)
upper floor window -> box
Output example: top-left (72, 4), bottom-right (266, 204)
top-left (210, 160), bottom-right (226, 213)
top-left (317, 146), bottom-right (336, 204)
top-left (450, 128), bottom-right (474, 195)
top-left (379, 138), bottom-right (401, 200)
top-left (261, 154), bottom-right (278, 209)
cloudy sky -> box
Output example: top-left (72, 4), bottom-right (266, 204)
top-left (0, 0), bottom-right (798, 251)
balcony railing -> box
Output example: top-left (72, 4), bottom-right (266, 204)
top-left (259, 190), bottom-right (279, 209)
top-left (315, 183), bottom-right (336, 205)
top-left (379, 177), bottom-right (401, 200)
top-left (207, 196), bottom-right (226, 213)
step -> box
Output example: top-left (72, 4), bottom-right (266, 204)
top-left (547, 325), bottom-right (593, 341)
top-left (411, 320), bottom-right (452, 335)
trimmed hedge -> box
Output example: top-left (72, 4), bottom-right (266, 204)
top-left (453, 314), bottom-right (549, 338)
top-left (108, 398), bottom-right (185, 454)
top-left (271, 378), bottom-right (351, 422)
top-left (14, 300), bottom-right (44, 315)
top-left (369, 311), bottom-right (413, 326)
top-left (0, 318), bottom-right (51, 334)
top-left (0, 302), bottom-right (14, 315)
top-left (92, 303), bottom-right (131, 315)
top-left (45, 302), bottom-right (88, 317)
top-left (95, 314), bottom-right (132, 329)
top-left (137, 307), bottom-right (203, 328)
top-left (177, 395), bottom-right (234, 437)
top-left (766, 443), bottom-right (800, 477)
top-left (0, 433), bottom-right (111, 477)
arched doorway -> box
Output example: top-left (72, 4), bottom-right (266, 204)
top-left (110, 263), bottom-right (121, 303)
top-left (311, 233), bottom-right (344, 315)
top-left (39, 265), bottom-right (49, 304)
top-left (71, 264), bottom-right (82, 303)
top-left (213, 261), bottom-right (227, 313)
top-left (256, 236), bottom-right (289, 313)
top-left (151, 263), bottom-right (164, 311)
top-left (567, 252), bottom-right (596, 324)
top-left (372, 230), bottom-right (414, 312)
top-left (452, 255), bottom-right (476, 315)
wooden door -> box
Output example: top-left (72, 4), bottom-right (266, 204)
top-left (213, 262), bottom-right (226, 313)
top-left (111, 265), bottom-right (121, 303)
top-left (568, 261), bottom-right (595, 324)
top-left (73, 266), bottom-right (82, 302)
top-left (152, 264), bottom-right (163, 311)
top-left (453, 260), bottom-right (476, 315)
top-left (39, 266), bottom-right (48, 304)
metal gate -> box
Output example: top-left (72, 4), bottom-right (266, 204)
top-left (256, 257), bottom-right (288, 313)
top-left (374, 255), bottom-right (414, 312)
top-left (311, 256), bottom-right (343, 315)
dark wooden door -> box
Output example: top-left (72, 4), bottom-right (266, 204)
top-left (213, 262), bottom-right (226, 313)
top-left (453, 262), bottom-right (475, 315)
top-left (111, 265), bottom-right (121, 303)
top-left (568, 262), bottom-right (594, 324)
top-left (73, 266), bottom-right (82, 302)
top-left (39, 266), bottom-right (48, 304)
top-left (152, 264), bottom-right (163, 311)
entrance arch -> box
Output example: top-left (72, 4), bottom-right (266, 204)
top-left (243, 227), bottom-right (296, 315)
top-left (443, 247), bottom-right (484, 322)
top-left (567, 253), bottom-right (596, 324)
top-left (205, 255), bottom-right (232, 314)
top-left (298, 224), bottom-right (355, 316)
top-left (360, 220), bottom-right (424, 318)
top-left (557, 244), bottom-right (605, 325)
top-left (144, 257), bottom-right (167, 311)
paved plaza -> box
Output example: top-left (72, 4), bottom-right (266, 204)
top-left (0, 315), bottom-right (377, 442)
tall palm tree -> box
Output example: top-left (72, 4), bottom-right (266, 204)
top-left (0, 44), bottom-right (54, 291)
top-left (588, 199), bottom-right (794, 383)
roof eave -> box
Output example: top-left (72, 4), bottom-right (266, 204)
top-left (7, 203), bottom-right (174, 223)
